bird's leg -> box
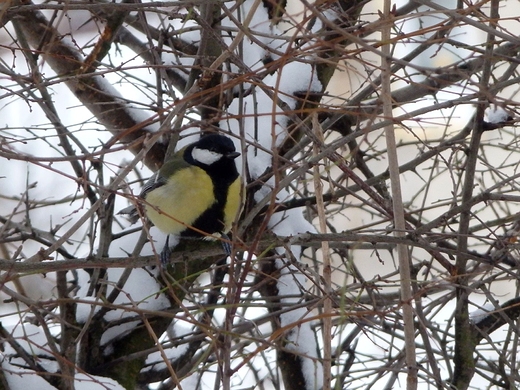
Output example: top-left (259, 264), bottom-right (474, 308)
top-left (160, 235), bottom-right (172, 266)
top-left (220, 233), bottom-right (232, 257)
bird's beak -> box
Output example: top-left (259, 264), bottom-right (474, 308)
top-left (226, 151), bottom-right (240, 159)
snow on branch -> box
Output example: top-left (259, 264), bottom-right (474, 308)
top-left (218, 1), bottom-right (326, 389)
top-left (14, 4), bottom-right (164, 169)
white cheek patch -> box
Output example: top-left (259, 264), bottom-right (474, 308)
top-left (192, 147), bottom-right (222, 165)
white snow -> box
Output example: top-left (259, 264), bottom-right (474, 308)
top-left (75, 295), bottom-right (102, 323)
top-left (100, 267), bottom-right (169, 345)
top-left (94, 74), bottom-right (160, 132)
top-left (1, 323), bottom-right (62, 387)
top-left (225, 86), bottom-right (289, 179)
top-left (277, 62), bottom-right (322, 96)
top-left (74, 373), bottom-right (125, 390)
top-left (74, 263), bottom-right (170, 346)
top-left (275, 258), bottom-right (323, 390)
top-left (162, 52), bottom-right (194, 81)
top-left (52, 36), bottom-right (159, 131)
top-left (321, 8), bottom-right (341, 24)
top-left (484, 104), bottom-right (510, 124)
top-left (2, 356), bottom-right (57, 390)
top-left (470, 303), bottom-right (496, 324)
top-left (224, 64), bottom-right (320, 180)
top-left (111, 223), bottom-right (170, 259)
top-left (169, 18), bottom-right (202, 46)
top-left (221, 0), bottom-right (276, 70)
top-left (141, 322), bottom-right (191, 372)
top-left (218, 3), bottom-right (325, 388)
top-left (2, 323), bottom-right (54, 359)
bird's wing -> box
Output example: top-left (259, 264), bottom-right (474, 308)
top-left (139, 172), bottom-right (167, 197)
top-left (117, 173), bottom-right (166, 225)
top-left (140, 146), bottom-right (191, 198)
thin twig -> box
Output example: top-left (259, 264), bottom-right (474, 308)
top-left (381, 2), bottom-right (417, 389)
top-left (312, 113), bottom-right (332, 389)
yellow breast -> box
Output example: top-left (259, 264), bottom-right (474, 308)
top-left (144, 167), bottom-right (215, 235)
top-left (223, 178), bottom-right (242, 233)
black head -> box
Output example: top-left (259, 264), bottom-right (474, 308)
top-left (185, 134), bottom-right (240, 168)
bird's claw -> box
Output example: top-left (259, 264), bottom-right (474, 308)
top-left (160, 245), bottom-right (172, 267)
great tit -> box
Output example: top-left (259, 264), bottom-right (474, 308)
top-left (122, 134), bottom-right (242, 264)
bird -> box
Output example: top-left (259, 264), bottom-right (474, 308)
top-left (120, 134), bottom-right (242, 265)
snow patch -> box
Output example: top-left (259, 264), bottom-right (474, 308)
top-left (275, 258), bottom-right (323, 390)
top-left (470, 303), bottom-right (496, 324)
top-left (74, 373), bottom-right (125, 390)
top-left (2, 356), bottom-right (57, 390)
top-left (142, 322), bottom-right (192, 373)
top-left (2, 323), bottom-right (54, 359)
top-left (217, 3), bottom-right (325, 388)
top-left (484, 104), bottom-right (511, 124)
top-left (74, 265), bottom-right (170, 346)
top-left (278, 62), bottom-right (322, 96)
